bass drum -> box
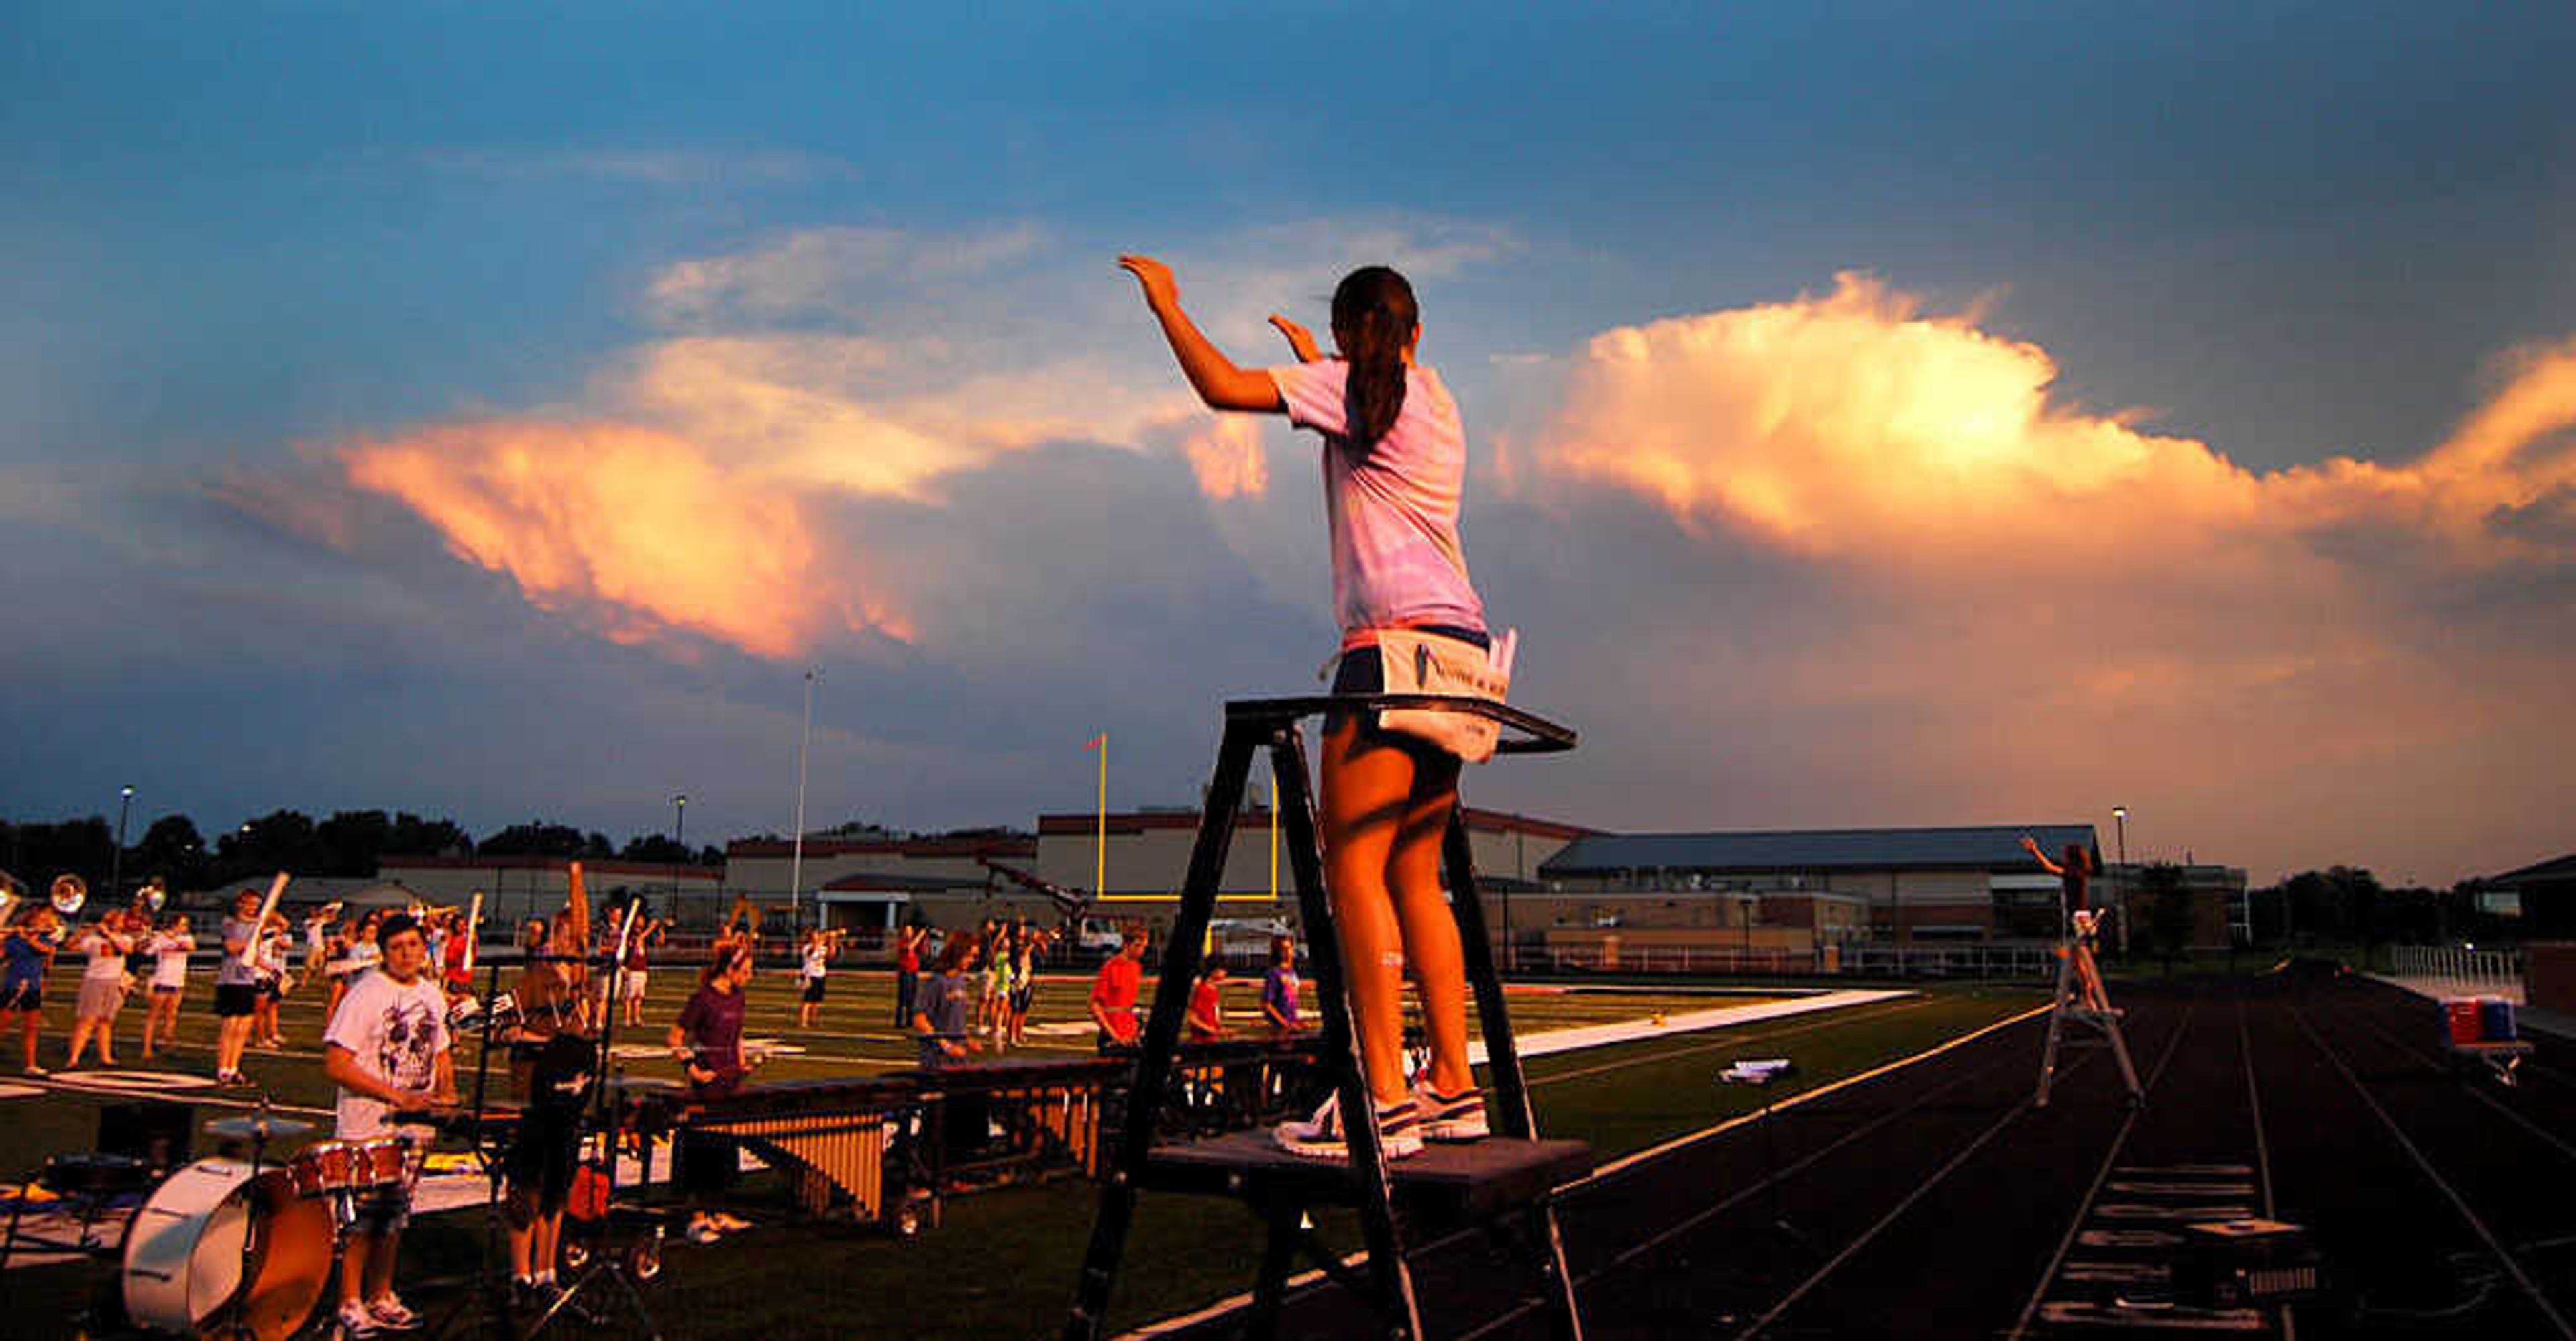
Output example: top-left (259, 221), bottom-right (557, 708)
top-left (123, 1158), bottom-right (334, 1338)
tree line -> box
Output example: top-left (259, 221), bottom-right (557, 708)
top-left (0, 809), bottom-right (726, 900)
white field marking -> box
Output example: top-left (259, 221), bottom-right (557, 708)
top-left (0, 1083), bottom-right (42, 1100)
top-left (1525, 997), bottom-right (1939, 1090)
top-left (1470, 988), bottom-right (1910, 1068)
top-left (18, 1073), bottom-right (334, 1118)
top-left (1121, 998), bottom-right (2048, 1339)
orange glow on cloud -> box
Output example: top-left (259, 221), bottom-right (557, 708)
top-left (1508, 276), bottom-right (2576, 879)
top-left (1529, 273), bottom-right (2576, 574)
top-left (1179, 415), bottom-right (1269, 501)
top-left (343, 420), bottom-right (911, 657)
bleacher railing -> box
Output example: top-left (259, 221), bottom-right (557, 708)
top-left (2390, 943), bottom-right (2525, 1000)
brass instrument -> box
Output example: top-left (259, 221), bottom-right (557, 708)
top-left (51, 873), bottom-right (88, 917)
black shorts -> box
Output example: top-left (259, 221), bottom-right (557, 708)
top-left (506, 1102), bottom-right (580, 1218)
top-left (214, 983), bottom-right (259, 1018)
top-left (257, 979), bottom-right (281, 1001)
top-left (1010, 983), bottom-right (1035, 1014)
top-left (1328, 627), bottom-right (1491, 751)
top-left (0, 979), bottom-right (39, 1012)
top-left (801, 977), bottom-right (826, 1004)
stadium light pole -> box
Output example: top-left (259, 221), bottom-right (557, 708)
top-left (2111, 806), bottom-right (2130, 955)
top-left (672, 792), bottom-right (687, 910)
top-left (788, 669), bottom-right (818, 937)
top-left (111, 785), bottom-right (135, 902)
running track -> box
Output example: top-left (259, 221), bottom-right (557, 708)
top-left (1150, 971), bottom-right (2576, 1339)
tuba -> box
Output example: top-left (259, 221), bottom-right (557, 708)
top-left (142, 877), bottom-right (168, 914)
top-left (50, 873), bottom-right (88, 918)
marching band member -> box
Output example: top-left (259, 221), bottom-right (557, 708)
top-left (912, 932), bottom-right (982, 1069)
top-left (64, 906), bottom-right (140, 1068)
top-left (321, 912), bottom-right (453, 1336)
top-left (1006, 920), bottom-right (1045, 1048)
top-left (1260, 936), bottom-right (1303, 1036)
top-left (1185, 961), bottom-right (1230, 1043)
top-left (797, 926), bottom-right (843, 1029)
top-left (213, 889), bottom-right (263, 1085)
top-left (1, 904), bottom-right (62, 1076)
top-left (669, 941), bottom-right (757, 1243)
top-left (617, 913), bottom-right (663, 1029)
top-left (1087, 925), bottom-right (1148, 1052)
top-left (140, 913), bottom-right (195, 1060)
top-left (252, 910), bottom-right (292, 1050)
top-left (504, 916), bottom-right (594, 1306)
top-left (892, 923), bottom-right (928, 1030)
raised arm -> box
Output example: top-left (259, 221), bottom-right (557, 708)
top-left (1120, 256), bottom-right (1287, 413)
top-left (2019, 834), bottom-right (2063, 877)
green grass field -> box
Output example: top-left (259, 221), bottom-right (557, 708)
top-left (1, 968), bottom-right (2038, 1338)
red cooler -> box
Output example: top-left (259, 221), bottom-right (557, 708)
top-left (2445, 998), bottom-right (2482, 1046)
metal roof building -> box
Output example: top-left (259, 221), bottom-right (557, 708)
top-left (1538, 824), bottom-right (2105, 943)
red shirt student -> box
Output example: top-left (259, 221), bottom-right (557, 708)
top-left (1088, 926), bottom-right (1148, 1049)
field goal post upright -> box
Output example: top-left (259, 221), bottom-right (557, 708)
top-left (1065, 692), bottom-right (1585, 1341)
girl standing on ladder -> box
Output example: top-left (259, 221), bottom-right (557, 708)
top-left (1121, 256), bottom-right (1490, 1160)
top-left (2023, 834), bottom-right (2114, 1014)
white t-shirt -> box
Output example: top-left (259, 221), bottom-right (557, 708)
top-left (80, 932), bottom-right (130, 984)
top-left (323, 969), bottom-right (449, 1139)
top-left (803, 944), bottom-right (830, 979)
top-left (151, 932), bottom-right (194, 989)
top-left (1267, 360), bottom-right (1483, 639)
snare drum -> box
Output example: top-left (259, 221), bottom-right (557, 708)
top-left (288, 1136), bottom-right (409, 1198)
top-left (122, 1159), bottom-right (333, 1338)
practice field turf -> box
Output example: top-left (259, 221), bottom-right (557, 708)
top-left (0, 968), bottom-right (2035, 1338)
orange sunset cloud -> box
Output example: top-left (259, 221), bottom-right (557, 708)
top-left (343, 420), bottom-right (910, 657)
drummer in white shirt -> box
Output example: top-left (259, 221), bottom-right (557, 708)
top-left (321, 912), bottom-right (453, 1336)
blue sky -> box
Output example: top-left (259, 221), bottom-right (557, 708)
top-left (5, 5), bottom-right (2573, 885)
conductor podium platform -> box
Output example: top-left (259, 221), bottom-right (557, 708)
top-left (1142, 1132), bottom-right (1593, 1223)
top-left (1065, 694), bottom-right (1588, 1341)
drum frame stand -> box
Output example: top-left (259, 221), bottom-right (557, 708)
top-left (1065, 694), bottom-right (1587, 1341)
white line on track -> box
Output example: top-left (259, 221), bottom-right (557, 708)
top-left (1122, 999), bottom-right (2049, 1340)
top-left (2288, 1002), bottom-right (2576, 1341)
top-left (2000, 1003), bottom-right (2197, 1341)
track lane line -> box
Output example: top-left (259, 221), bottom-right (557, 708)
top-left (1739, 1004), bottom-right (2184, 1340)
top-left (2287, 1002), bottom-right (2576, 1340)
top-left (1121, 998), bottom-right (2050, 1340)
top-left (1999, 1002), bottom-right (2197, 1341)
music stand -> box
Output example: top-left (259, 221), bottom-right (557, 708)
top-left (428, 955), bottom-right (527, 1340)
top-left (1719, 1058), bottom-right (1804, 1246)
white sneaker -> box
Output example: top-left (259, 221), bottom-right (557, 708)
top-left (1271, 1093), bottom-right (1422, 1161)
top-left (1411, 1079), bottom-right (1489, 1142)
top-left (367, 1293), bottom-right (421, 1331)
top-left (336, 1299), bottom-right (382, 1337)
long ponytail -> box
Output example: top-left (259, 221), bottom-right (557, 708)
top-left (1332, 266), bottom-right (1418, 461)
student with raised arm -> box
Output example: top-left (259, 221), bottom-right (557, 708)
top-left (1122, 256), bottom-right (1490, 1159)
top-left (2021, 835), bottom-right (2114, 1014)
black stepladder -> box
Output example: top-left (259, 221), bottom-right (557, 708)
top-left (1065, 693), bottom-right (1587, 1341)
